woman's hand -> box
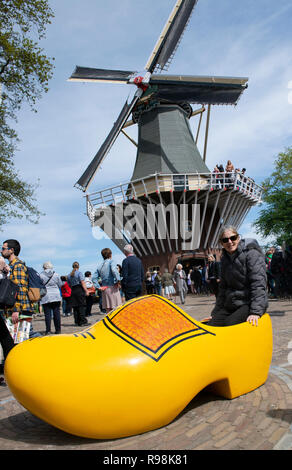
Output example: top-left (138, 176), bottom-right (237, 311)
top-left (201, 316), bottom-right (212, 323)
top-left (247, 314), bottom-right (260, 326)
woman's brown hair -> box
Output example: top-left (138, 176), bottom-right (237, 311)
top-left (101, 248), bottom-right (112, 260)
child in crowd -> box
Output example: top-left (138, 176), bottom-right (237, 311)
top-left (60, 276), bottom-right (72, 316)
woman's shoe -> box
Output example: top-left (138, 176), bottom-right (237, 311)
top-left (4, 295), bottom-right (273, 440)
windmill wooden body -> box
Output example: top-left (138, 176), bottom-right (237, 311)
top-left (69, 0), bottom-right (262, 272)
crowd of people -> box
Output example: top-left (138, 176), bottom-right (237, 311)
top-left (30, 244), bottom-right (146, 333)
top-left (0, 240), bottom-right (222, 343)
top-left (212, 161), bottom-right (255, 193)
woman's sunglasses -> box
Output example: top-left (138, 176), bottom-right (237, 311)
top-left (221, 235), bottom-right (238, 243)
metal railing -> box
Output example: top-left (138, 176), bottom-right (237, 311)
top-left (86, 171), bottom-right (263, 212)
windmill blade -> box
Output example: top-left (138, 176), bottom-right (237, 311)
top-left (75, 90), bottom-right (143, 192)
top-left (69, 66), bottom-right (137, 84)
top-left (150, 75), bottom-right (249, 105)
top-left (145, 0), bottom-right (198, 73)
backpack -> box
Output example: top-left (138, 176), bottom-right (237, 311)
top-left (13, 262), bottom-right (47, 303)
top-left (26, 267), bottom-right (48, 302)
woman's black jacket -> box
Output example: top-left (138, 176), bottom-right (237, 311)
top-left (213, 239), bottom-right (268, 316)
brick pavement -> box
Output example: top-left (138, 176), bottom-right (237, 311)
top-left (0, 294), bottom-right (291, 450)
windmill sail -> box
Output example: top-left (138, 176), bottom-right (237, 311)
top-left (150, 75), bottom-right (248, 105)
top-left (145, 0), bottom-right (199, 73)
top-left (69, 66), bottom-right (136, 84)
top-left (75, 90), bottom-right (142, 192)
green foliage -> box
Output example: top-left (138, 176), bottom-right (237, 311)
top-left (0, 148), bottom-right (43, 225)
top-left (253, 147), bottom-right (292, 246)
top-left (0, 0), bottom-right (54, 227)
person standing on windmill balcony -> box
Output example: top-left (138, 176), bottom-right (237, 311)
top-left (121, 244), bottom-right (144, 301)
top-left (225, 160), bottom-right (235, 188)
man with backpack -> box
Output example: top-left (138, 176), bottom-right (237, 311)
top-left (1, 240), bottom-right (34, 325)
top-left (0, 239), bottom-right (44, 386)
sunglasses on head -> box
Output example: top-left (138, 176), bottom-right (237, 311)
top-left (221, 235), bottom-right (238, 243)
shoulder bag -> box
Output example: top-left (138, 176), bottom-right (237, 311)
top-left (0, 278), bottom-right (19, 308)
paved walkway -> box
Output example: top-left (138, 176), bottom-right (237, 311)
top-left (0, 295), bottom-right (291, 450)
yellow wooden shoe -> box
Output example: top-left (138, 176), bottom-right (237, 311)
top-left (4, 295), bottom-right (272, 439)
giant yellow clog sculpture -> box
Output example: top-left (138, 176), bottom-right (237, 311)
top-left (4, 295), bottom-right (272, 439)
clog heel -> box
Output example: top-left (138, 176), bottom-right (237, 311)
top-left (4, 295), bottom-right (272, 439)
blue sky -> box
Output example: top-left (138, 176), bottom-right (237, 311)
top-left (2, 0), bottom-right (292, 276)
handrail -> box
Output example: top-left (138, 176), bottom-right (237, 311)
top-left (86, 171), bottom-right (263, 211)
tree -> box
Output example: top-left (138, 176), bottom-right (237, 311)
top-left (0, 0), bottom-right (54, 227)
top-left (253, 147), bottom-right (292, 246)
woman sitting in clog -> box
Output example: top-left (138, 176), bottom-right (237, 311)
top-left (208, 225), bottom-right (268, 327)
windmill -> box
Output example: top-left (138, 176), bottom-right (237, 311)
top-left (69, 0), bottom-right (262, 272)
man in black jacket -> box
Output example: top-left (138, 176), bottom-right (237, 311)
top-left (271, 248), bottom-right (285, 298)
top-left (121, 245), bottom-right (144, 301)
top-left (206, 255), bottom-right (221, 297)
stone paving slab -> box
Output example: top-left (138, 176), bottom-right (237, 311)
top-left (0, 295), bottom-right (291, 450)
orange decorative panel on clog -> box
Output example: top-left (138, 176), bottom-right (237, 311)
top-left (104, 295), bottom-right (215, 361)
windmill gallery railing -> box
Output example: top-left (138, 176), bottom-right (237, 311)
top-left (85, 171), bottom-right (262, 254)
top-left (86, 171), bottom-right (262, 214)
